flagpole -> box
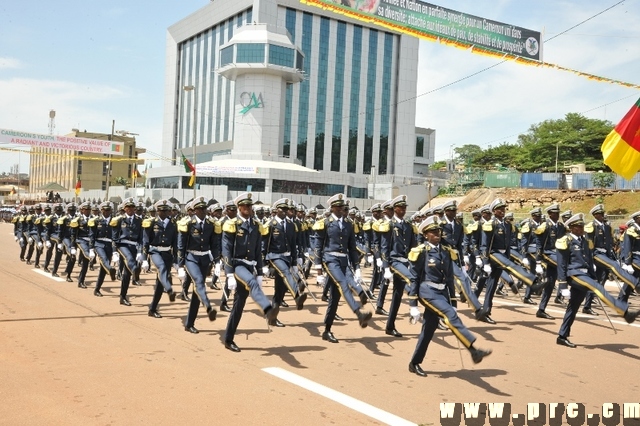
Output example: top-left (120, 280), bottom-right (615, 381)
top-left (184, 85), bottom-right (197, 199)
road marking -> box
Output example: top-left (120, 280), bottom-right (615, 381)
top-left (32, 268), bottom-right (65, 282)
top-left (262, 367), bottom-right (417, 426)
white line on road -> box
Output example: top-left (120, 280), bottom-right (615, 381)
top-left (32, 268), bottom-right (65, 282)
top-left (262, 367), bottom-right (417, 426)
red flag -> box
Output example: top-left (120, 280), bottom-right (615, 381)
top-left (181, 153), bottom-right (196, 187)
top-left (75, 179), bottom-right (81, 196)
top-left (602, 97), bottom-right (640, 179)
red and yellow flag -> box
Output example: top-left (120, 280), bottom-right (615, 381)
top-left (132, 168), bottom-right (139, 179)
top-left (181, 152), bottom-right (196, 187)
top-left (75, 179), bottom-right (81, 196)
top-left (602, 97), bottom-right (640, 179)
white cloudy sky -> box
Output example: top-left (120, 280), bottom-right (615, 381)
top-left (0, 0), bottom-right (638, 175)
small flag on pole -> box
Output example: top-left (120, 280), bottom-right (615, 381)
top-left (75, 178), bottom-right (82, 196)
top-left (602, 97), bottom-right (640, 179)
top-left (132, 168), bottom-right (139, 179)
top-left (10, 186), bottom-right (15, 195)
top-left (181, 153), bottom-right (196, 187)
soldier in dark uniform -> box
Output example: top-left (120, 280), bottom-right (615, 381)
top-left (93, 202), bottom-right (117, 297)
top-left (520, 207), bottom-right (543, 305)
top-left (408, 216), bottom-right (492, 377)
top-left (42, 203), bottom-right (63, 273)
top-left (471, 205), bottom-right (492, 295)
top-left (219, 200), bottom-right (237, 312)
top-left (56, 203), bottom-right (78, 282)
top-left (312, 193), bottom-right (372, 344)
top-left (264, 198), bottom-right (307, 327)
top-left (372, 200), bottom-right (394, 314)
top-left (463, 208), bottom-right (482, 282)
top-left (617, 210), bottom-right (640, 302)
top-left (31, 204), bottom-right (45, 268)
top-left (110, 197), bottom-right (143, 306)
top-left (221, 192), bottom-right (277, 352)
top-left (556, 213), bottom-right (639, 348)
top-left (379, 195), bottom-right (418, 338)
top-left (207, 203), bottom-right (224, 290)
top-left (13, 206), bottom-right (27, 261)
top-left (479, 199), bottom-right (541, 324)
top-left (23, 206), bottom-right (38, 265)
top-left (178, 197), bottom-right (220, 333)
top-left (144, 199), bottom-right (179, 318)
top-left (440, 200), bottom-right (487, 321)
top-left (73, 202), bottom-right (95, 289)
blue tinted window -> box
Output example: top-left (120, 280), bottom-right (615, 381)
top-left (296, 12), bottom-right (313, 166)
top-left (363, 29), bottom-right (377, 174)
top-left (237, 43), bottom-right (265, 63)
top-left (220, 46), bottom-right (233, 67)
top-left (416, 136), bottom-right (424, 157)
top-left (379, 33), bottom-right (393, 174)
top-left (330, 21), bottom-right (347, 172)
top-left (268, 44), bottom-right (294, 67)
top-left (314, 17), bottom-right (330, 170)
top-left (347, 25), bottom-right (363, 173)
top-left (283, 8), bottom-right (297, 157)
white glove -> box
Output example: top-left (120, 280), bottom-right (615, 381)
top-left (410, 306), bottom-right (421, 322)
top-left (304, 252), bottom-right (310, 258)
top-left (316, 275), bottom-right (325, 286)
top-left (297, 257), bottom-right (303, 267)
top-left (45, 241), bottom-right (51, 249)
top-left (37, 242), bottom-right (43, 249)
top-left (228, 276), bottom-right (237, 291)
top-left (111, 253), bottom-right (119, 263)
top-left (70, 248), bottom-right (77, 256)
top-left (262, 266), bottom-right (270, 275)
top-left (141, 260), bottom-right (149, 270)
top-left (376, 258), bottom-right (383, 268)
top-left (314, 264), bottom-right (322, 271)
top-left (177, 267), bottom-right (186, 279)
top-left (367, 255), bottom-right (374, 264)
top-left (463, 255), bottom-right (469, 265)
top-left (384, 268), bottom-right (393, 280)
top-left (135, 252), bottom-right (143, 262)
top-left (57, 243), bottom-right (63, 252)
top-left (257, 276), bottom-right (263, 289)
top-left (623, 264), bottom-right (634, 273)
top-left (535, 263), bottom-right (543, 275)
top-left (483, 264), bottom-right (492, 274)
top-left (89, 249), bottom-right (96, 260)
top-left (593, 264), bottom-right (597, 272)
top-left (475, 257), bottom-right (483, 267)
top-left (28, 237), bottom-right (34, 244)
top-left (354, 268), bottom-right (361, 280)
top-left (522, 258), bottom-right (530, 267)
top-left (561, 289), bottom-right (571, 298)
top-left (207, 250), bottom-right (213, 261)
top-left (14, 236), bottom-right (18, 242)
top-left (214, 263), bottom-right (221, 276)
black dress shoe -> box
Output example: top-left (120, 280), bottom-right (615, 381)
top-left (408, 363), bottom-right (427, 377)
top-left (529, 280), bottom-right (545, 293)
top-left (582, 307), bottom-right (599, 316)
top-left (624, 309), bottom-right (640, 324)
top-left (93, 290), bottom-right (103, 297)
top-left (120, 297), bottom-right (131, 306)
top-left (510, 282), bottom-right (520, 294)
top-left (385, 328), bottom-right (403, 338)
top-left (359, 292), bottom-right (368, 306)
top-left (365, 289), bottom-right (375, 300)
top-left (168, 290), bottom-right (176, 302)
top-left (26, 260), bottom-right (32, 265)
top-left (474, 308), bottom-right (488, 321)
top-left (225, 341), bottom-right (241, 352)
top-left (78, 282), bottom-right (87, 289)
top-left (209, 282), bottom-right (220, 290)
top-left (148, 310), bottom-right (162, 319)
top-left (321, 295), bottom-right (328, 302)
top-left (279, 301), bottom-right (289, 308)
top-left (34, 263), bottom-right (40, 269)
top-left (481, 315), bottom-right (496, 325)
top-left (271, 319), bottom-right (285, 327)
top-left (523, 297), bottom-right (537, 305)
top-left (180, 291), bottom-right (190, 301)
top-left (207, 306), bottom-right (217, 321)
top-left (52, 272), bottom-right (59, 277)
top-left (536, 310), bottom-right (554, 320)
top-left (375, 307), bottom-right (389, 316)
top-left (459, 293), bottom-right (467, 303)
top-left (109, 268), bottom-right (116, 281)
top-left (334, 314), bottom-right (344, 321)
top-left (132, 280), bottom-right (141, 286)
top-left (356, 308), bottom-right (372, 328)
top-left (265, 306), bottom-right (280, 323)
top-left (495, 288), bottom-right (507, 297)
top-left (43, 267), bottom-right (50, 273)
top-left (295, 293), bottom-right (307, 311)
top-left (556, 336), bottom-right (576, 348)
top-left (470, 347), bottom-right (492, 363)
top-left (185, 326), bottom-right (199, 334)
top-left (322, 331), bottom-right (339, 343)
top-left (220, 303), bottom-right (231, 312)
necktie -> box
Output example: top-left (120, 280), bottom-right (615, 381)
top-left (338, 219), bottom-right (343, 230)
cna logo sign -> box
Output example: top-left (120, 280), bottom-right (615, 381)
top-left (239, 92), bottom-right (264, 115)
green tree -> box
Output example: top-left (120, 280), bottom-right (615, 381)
top-left (472, 142), bottom-right (521, 169)
top-left (114, 176), bottom-right (130, 189)
top-left (429, 160), bottom-right (447, 170)
top-left (592, 172), bottom-right (615, 189)
top-left (454, 144), bottom-right (483, 166)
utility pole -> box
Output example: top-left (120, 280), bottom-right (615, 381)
top-left (105, 120), bottom-right (115, 203)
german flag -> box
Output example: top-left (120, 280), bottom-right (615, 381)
top-left (602, 97), bottom-right (640, 179)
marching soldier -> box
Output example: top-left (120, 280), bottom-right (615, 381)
top-left (42, 203), bottom-right (63, 273)
top-left (207, 203), bottom-right (224, 290)
top-left (373, 200), bottom-right (394, 315)
top-left (178, 197), bottom-right (219, 333)
top-left (408, 216), bottom-right (492, 377)
top-left (219, 200), bottom-right (238, 312)
top-left (144, 199), bottom-right (179, 318)
top-left (312, 193), bottom-right (372, 343)
top-left (31, 204), bottom-right (45, 268)
top-left (556, 213), bottom-right (639, 348)
top-left (93, 202), bottom-right (117, 297)
top-left (13, 206), bottom-right (27, 261)
top-left (618, 211), bottom-right (640, 303)
top-left (479, 199), bottom-right (542, 324)
top-left (378, 195), bottom-right (417, 338)
top-left (111, 197), bottom-right (144, 306)
top-left (263, 198), bottom-right (307, 327)
top-left (464, 208), bottom-right (482, 282)
top-left (221, 192), bottom-right (277, 352)
top-left (520, 207), bottom-right (543, 305)
top-left (56, 203), bottom-right (78, 282)
top-left (73, 202), bottom-right (95, 289)
top-left (471, 205), bottom-right (492, 296)
top-left (23, 206), bottom-right (37, 265)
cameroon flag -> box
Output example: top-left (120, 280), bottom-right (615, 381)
top-left (602, 97), bottom-right (640, 179)
top-left (181, 152), bottom-right (196, 187)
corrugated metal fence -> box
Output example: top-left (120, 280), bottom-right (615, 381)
top-left (483, 171), bottom-right (640, 190)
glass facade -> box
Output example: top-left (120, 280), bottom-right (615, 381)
top-left (268, 44), bottom-right (295, 67)
top-left (296, 12), bottom-right (313, 167)
top-left (220, 46), bottom-right (233, 67)
top-left (347, 25), bottom-right (363, 173)
top-left (282, 8), bottom-right (297, 158)
top-left (378, 33), bottom-right (394, 174)
top-left (273, 180), bottom-right (343, 196)
top-left (330, 21), bottom-right (347, 172)
top-left (415, 136), bottom-right (424, 157)
top-left (314, 17), bottom-right (330, 171)
top-left (237, 43), bottom-right (265, 63)
top-left (363, 29), bottom-right (378, 175)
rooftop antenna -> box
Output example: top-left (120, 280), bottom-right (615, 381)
top-left (48, 110), bottom-right (56, 135)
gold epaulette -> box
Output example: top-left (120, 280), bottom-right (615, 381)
top-left (627, 227), bottom-right (639, 238)
top-left (584, 222), bottom-right (595, 234)
top-left (109, 216), bottom-right (121, 227)
top-left (258, 221), bottom-right (268, 236)
top-left (11, 216), bottom-right (18, 223)
top-left (35, 217), bottom-right (42, 225)
top-left (534, 222), bottom-right (547, 235)
top-left (412, 224), bottom-right (418, 234)
top-left (88, 218), bottom-right (96, 227)
top-left (69, 217), bottom-right (80, 228)
top-left (222, 218), bottom-right (237, 233)
top-left (353, 223), bottom-right (360, 233)
top-left (408, 244), bottom-right (425, 262)
top-left (521, 222), bottom-right (531, 233)
top-left (301, 222), bottom-right (308, 231)
top-left (555, 235), bottom-right (569, 250)
top-left (363, 222), bottom-right (371, 231)
top-left (588, 239), bottom-right (594, 250)
top-left (465, 222), bottom-right (478, 234)
top-left (177, 217), bottom-right (191, 233)
top-left (312, 219), bottom-right (325, 231)
top-left (293, 222), bottom-right (299, 232)
top-left (56, 216), bottom-right (65, 225)
top-left (374, 220), bottom-right (390, 233)
top-left (43, 216), bottom-right (51, 224)
top-left (26, 214), bottom-right (33, 221)
top-left (213, 220), bottom-right (222, 234)
top-left (142, 218), bottom-right (153, 228)
top-left (482, 221), bottom-right (493, 232)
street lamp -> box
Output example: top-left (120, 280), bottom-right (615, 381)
top-left (183, 85), bottom-right (197, 198)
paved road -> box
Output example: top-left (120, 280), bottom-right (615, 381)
top-left (1, 223), bottom-right (639, 425)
